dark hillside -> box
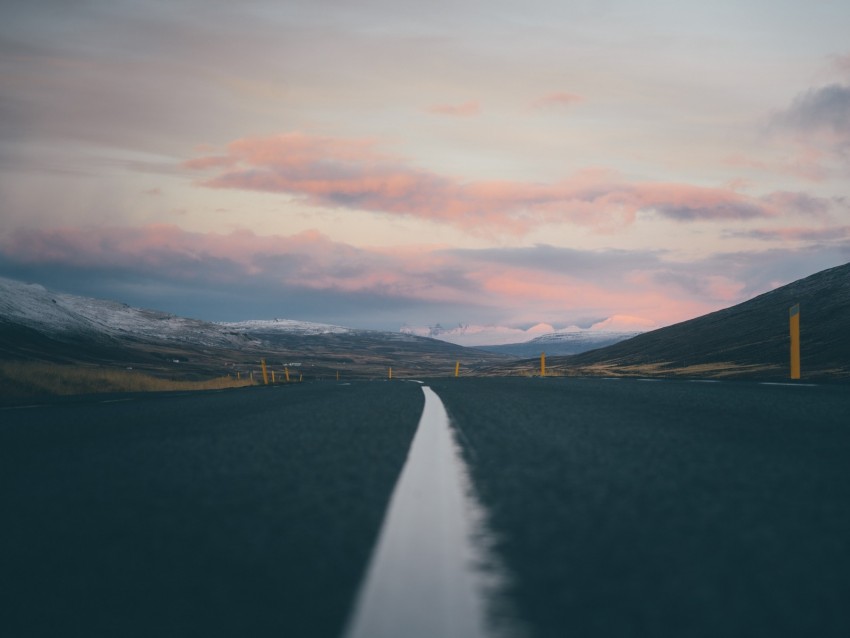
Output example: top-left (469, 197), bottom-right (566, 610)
top-left (490, 262), bottom-right (850, 380)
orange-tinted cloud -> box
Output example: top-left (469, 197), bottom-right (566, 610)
top-left (184, 132), bottom-right (775, 233)
top-left (531, 92), bottom-right (583, 109)
top-left (590, 315), bottom-right (658, 331)
top-left (426, 100), bottom-right (480, 116)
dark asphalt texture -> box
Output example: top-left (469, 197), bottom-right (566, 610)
top-left (1, 381), bottom-right (423, 638)
top-left (429, 377), bottom-right (850, 638)
top-left (4, 377), bottom-right (850, 638)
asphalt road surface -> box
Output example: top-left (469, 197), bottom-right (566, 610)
top-left (2, 381), bottom-right (423, 638)
top-left (429, 377), bottom-right (850, 638)
top-left (3, 377), bottom-right (850, 637)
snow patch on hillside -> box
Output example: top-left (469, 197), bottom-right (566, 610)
top-left (219, 319), bottom-right (353, 336)
top-left (0, 276), bottom-right (354, 346)
top-left (401, 318), bottom-right (651, 348)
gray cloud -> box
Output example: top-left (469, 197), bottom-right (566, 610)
top-left (0, 254), bottom-right (462, 328)
top-left (760, 191), bottom-right (836, 218)
top-left (445, 244), bottom-right (665, 277)
top-left (654, 245), bottom-right (850, 302)
top-left (777, 84), bottom-right (850, 134)
top-left (654, 201), bottom-right (767, 221)
top-left (725, 226), bottom-right (850, 242)
top-left (1, 225), bottom-right (847, 330)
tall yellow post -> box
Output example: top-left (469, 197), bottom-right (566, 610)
top-left (790, 304), bottom-right (801, 380)
top-left (261, 359), bottom-right (269, 385)
top-left (272, 370), bottom-right (276, 383)
top-left (299, 373), bottom-right (303, 382)
top-left (454, 361), bottom-right (460, 378)
top-left (284, 367), bottom-right (290, 382)
top-left (389, 367), bottom-right (393, 380)
top-left (540, 352), bottom-right (546, 377)
top-left (237, 372), bottom-right (240, 380)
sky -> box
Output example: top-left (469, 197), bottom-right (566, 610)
top-left (1, 0), bottom-right (849, 345)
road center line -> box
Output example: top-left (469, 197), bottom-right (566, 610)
top-left (760, 382), bottom-right (818, 387)
top-left (344, 386), bottom-right (516, 638)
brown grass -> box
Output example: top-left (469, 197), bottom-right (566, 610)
top-left (0, 361), bottom-right (256, 397)
top-left (478, 359), bottom-right (788, 379)
top-left (550, 361), bottom-right (784, 378)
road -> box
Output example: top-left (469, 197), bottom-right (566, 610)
top-left (1, 382), bottom-right (423, 638)
top-left (3, 377), bottom-right (850, 637)
top-left (428, 377), bottom-right (850, 638)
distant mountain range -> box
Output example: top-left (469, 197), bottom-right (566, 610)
top-left (477, 331), bottom-right (643, 357)
top-left (3, 262), bottom-right (848, 383)
top-left (485, 262), bottom-right (850, 381)
top-left (0, 277), bottom-right (508, 379)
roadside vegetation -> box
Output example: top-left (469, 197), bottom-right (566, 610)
top-left (0, 361), bottom-right (255, 398)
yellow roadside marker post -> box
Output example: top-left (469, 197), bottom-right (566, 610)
top-left (284, 367), bottom-right (290, 383)
top-left (299, 373), bottom-right (303, 382)
top-left (261, 359), bottom-right (269, 385)
top-left (454, 361), bottom-right (460, 378)
top-left (389, 367), bottom-right (393, 380)
top-left (540, 352), bottom-right (546, 377)
top-left (271, 370), bottom-right (276, 383)
top-left (790, 304), bottom-right (801, 380)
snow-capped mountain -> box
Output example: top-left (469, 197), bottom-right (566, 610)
top-left (527, 331), bottom-right (644, 346)
top-left (0, 276), bottom-right (350, 348)
top-left (401, 320), bottom-right (648, 350)
top-left (0, 278), bottom-right (216, 347)
top-left (0, 276), bottom-right (509, 376)
top-left (219, 319), bottom-right (353, 336)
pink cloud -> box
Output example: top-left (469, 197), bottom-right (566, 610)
top-left (183, 155), bottom-right (237, 170)
top-left (426, 100), bottom-right (480, 116)
top-left (531, 92), bottom-right (584, 109)
top-left (1, 225), bottom-right (749, 328)
top-left (590, 315), bottom-right (658, 331)
top-left (184, 132), bottom-right (775, 233)
top-left (703, 275), bottom-right (747, 302)
top-left (0, 225), bottom-right (467, 303)
top-left (487, 271), bottom-right (714, 328)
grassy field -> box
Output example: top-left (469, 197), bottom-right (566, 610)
top-left (483, 359), bottom-right (787, 379)
top-left (0, 361), bottom-right (255, 398)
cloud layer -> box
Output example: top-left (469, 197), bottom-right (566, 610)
top-left (185, 132), bottom-right (780, 233)
top-left (2, 3), bottom-right (848, 340)
top-left (531, 92), bottom-right (584, 109)
top-left (427, 100), bottom-right (480, 116)
top-left (3, 224), bottom-right (846, 334)
top-left (777, 84), bottom-right (850, 138)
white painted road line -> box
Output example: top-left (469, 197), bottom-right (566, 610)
top-left (344, 386), bottom-right (516, 638)
top-left (760, 382), bottom-right (818, 387)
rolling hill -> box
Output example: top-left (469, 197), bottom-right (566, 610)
top-left (487, 262), bottom-right (850, 381)
top-left (477, 330), bottom-right (643, 357)
top-left (0, 277), bottom-right (508, 381)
